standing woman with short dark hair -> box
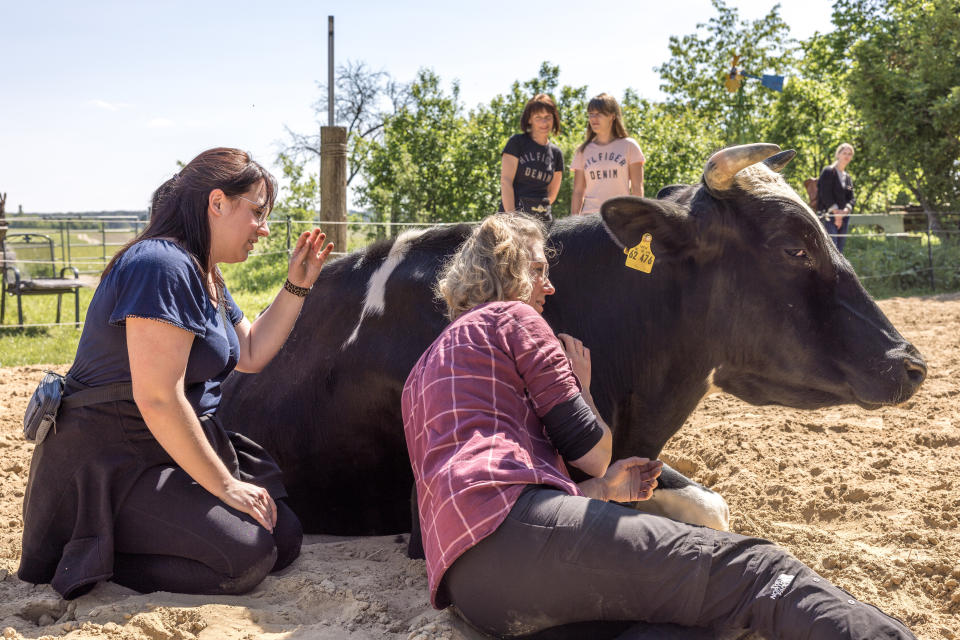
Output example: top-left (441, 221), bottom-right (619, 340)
top-left (817, 142), bottom-right (855, 253)
top-left (19, 147), bottom-right (333, 599)
top-left (570, 93), bottom-right (645, 215)
top-left (499, 94), bottom-right (565, 224)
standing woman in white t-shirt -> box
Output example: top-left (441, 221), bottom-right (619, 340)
top-left (570, 93), bottom-right (645, 215)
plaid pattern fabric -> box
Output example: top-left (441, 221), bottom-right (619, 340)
top-left (402, 301), bottom-right (583, 607)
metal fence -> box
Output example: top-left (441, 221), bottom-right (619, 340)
top-left (2, 215), bottom-right (145, 276)
top-left (2, 212), bottom-right (959, 327)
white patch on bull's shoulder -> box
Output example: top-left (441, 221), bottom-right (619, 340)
top-left (342, 229), bottom-right (426, 349)
top-left (735, 164), bottom-right (830, 238)
top-left (633, 485), bottom-right (730, 531)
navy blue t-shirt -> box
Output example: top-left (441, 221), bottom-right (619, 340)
top-left (502, 133), bottom-right (564, 204)
top-left (69, 239), bottom-right (244, 416)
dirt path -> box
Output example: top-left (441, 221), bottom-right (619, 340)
top-left (0, 295), bottom-right (958, 640)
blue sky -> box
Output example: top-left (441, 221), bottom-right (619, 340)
top-left (2, 0), bottom-right (835, 213)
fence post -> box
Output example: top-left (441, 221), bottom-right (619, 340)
top-left (321, 126), bottom-right (348, 253)
top-left (286, 217), bottom-right (291, 253)
top-left (59, 220), bottom-right (67, 267)
top-left (101, 220), bottom-right (107, 267)
top-left (926, 219), bottom-right (935, 291)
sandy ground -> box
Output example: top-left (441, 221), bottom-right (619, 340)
top-left (0, 295), bottom-right (958, 640)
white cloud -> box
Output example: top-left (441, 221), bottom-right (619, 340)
top-left (147, 117), bottom-right (176, 128)
top-left (89, 99), bottom-right (129, 111)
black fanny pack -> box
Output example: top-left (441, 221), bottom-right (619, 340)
top-left (23, 371), bottom-right (133, 443)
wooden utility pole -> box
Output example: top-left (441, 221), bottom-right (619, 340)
top-left (327, 16), bottom-right (335, 127)
top-left (0, 192), bottom-right (7, 246)
top-left (320, 128), bottom-right (347, 252)
top-left (320, 16), bottom-right (347, 253)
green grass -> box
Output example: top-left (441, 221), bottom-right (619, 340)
top-left (0, 287), bottom-right (95, 366)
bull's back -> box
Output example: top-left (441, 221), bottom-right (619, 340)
top-left (220, 227), bottom-right (469, 534)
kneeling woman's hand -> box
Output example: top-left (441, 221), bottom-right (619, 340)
top-left (594, 457), bottom-right (663, 503)
top-left (221, 478), bottom-right (278, 533)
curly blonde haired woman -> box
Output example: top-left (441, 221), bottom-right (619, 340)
top-left (401, 213), bottom-right (915, 639)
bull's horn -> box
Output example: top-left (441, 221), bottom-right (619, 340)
top-left (703, 143), bottom-right (782, 192)
top-left (764, 149), bottom-right (797, 173)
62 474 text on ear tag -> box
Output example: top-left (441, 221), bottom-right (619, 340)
top-left (624, 233), bottom-right (655, 273)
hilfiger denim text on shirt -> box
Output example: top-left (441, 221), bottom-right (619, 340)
top-left (518, 150), bottom-right (557, 183)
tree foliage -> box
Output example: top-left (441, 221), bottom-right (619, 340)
top-left (655, 0), bottom-right (795, 145)
top-left (843, 0), bottom-right (960, 214)
top-left (283, 60), bottom-right (410, 186)
top-left (280, 0), bottom-right (960, 226)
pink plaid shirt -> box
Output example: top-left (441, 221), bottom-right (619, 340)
top-left (402, 301), bottom-right (583, 608)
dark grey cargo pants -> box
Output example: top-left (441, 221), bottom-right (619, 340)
top-left (444, 486), bottom-right (914, 640)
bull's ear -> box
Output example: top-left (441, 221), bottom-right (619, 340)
top-left (656, 184), bottom-right (686, 200)
top-left (600, 196), bottom-right (697, 253)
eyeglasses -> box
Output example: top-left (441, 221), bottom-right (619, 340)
top-left (530, 261), bottom-right (550, 281)
top-left (235, 194), bottom-right (270, 226)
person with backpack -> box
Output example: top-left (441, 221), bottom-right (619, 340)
top-left (817, 143), bottom-right (856, 252)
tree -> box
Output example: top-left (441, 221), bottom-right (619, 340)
top-left (355, 69), bottom-right (474, 223)
top-left (355, 63), bottom-right (591, 223)
top-left (843, 0), bottom-right (960, 218)
top-left (655, 0), bottom-right (796, 145)
top-left (282, 60), bottom-right (410, 186)
top-left (621, 92), bottom-right (725, 195)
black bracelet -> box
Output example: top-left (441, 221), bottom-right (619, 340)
top-left (283, 279), bottom-right (310, 298)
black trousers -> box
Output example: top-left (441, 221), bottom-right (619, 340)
top-left (445, 486), bottom-right (913, 640)
top-left (110, 464), bottom-right (302, 595)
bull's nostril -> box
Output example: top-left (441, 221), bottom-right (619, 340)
top-left (904, 357), bottom-right (926, 385)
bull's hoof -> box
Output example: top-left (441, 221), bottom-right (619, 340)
top-left (632, 485), bottom-right (731, 531)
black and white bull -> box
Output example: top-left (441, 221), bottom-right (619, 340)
top-left (220, 143), bottom-right (926, 537)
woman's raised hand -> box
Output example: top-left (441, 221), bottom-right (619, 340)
top-left (287, 228), bottom-right (334, 289)
top-left (599, 457), bottom-right (663, 503)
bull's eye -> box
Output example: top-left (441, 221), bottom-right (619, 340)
top-left (785, 248), bottom-right (807, 258)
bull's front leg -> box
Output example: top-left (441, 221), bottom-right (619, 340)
top-left (407, 483), bottom-right (425, 559)
top-left (631, 463), bottom-right (730, 531)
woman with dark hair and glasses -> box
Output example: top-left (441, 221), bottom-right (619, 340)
top-left (402, 213), bottom-right (916, 640)
top-left (498, 93), bottom-right (565, 224)
top-left (19, 147), bottom-right (332, 599)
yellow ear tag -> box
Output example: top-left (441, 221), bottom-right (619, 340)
top-left (624, 233), bottom-right (655, 273)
